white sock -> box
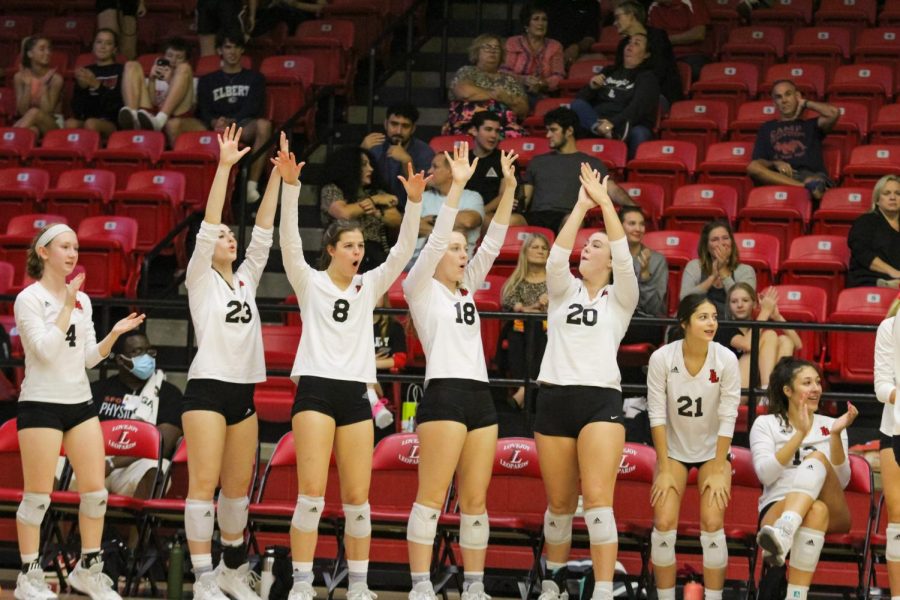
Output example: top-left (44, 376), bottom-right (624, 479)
top-left (192, 553), bottom-right (213, 575)
top-left (785, 583), bottom-right (808, 599)
top-left (247, 180), bottom-right (260, 203)
top-left (656, 588), bottom-right (675, 600)
top-left (591, 581), bottom-right (613, 600)
top-left (705, 590), bottom-right (723, 600)
top-left (777, 511), bottom-right (802, 534)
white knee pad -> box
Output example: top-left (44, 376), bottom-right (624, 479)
top-left (584, 506), bottom-right (617, 546)
top-left (406, 502), bottom-right (440, 546)
top-left (79, 489), bottom-right (108, 519)
top-left (459, 512), bottom-right (490, 550)
top-left (650, 528), bottom-right (677, 567)
top-left (292, 495), bottom-right (325, 533)
top-left (343, 502), bottom-right (371, 538)
top-left (700, 529), bottom-right (728, 570)
top-left (543, 510), bottom-right (574, 545)
top-left (185, 498), bottom-right (215, 542)
top-left (789, 458), bottom-right (827, 501)
top-left (17, 493), bottom-right (50, 527)
top-left (887, 523), bottom-right (900, 562)
top-left (789, 527), bottom-right (824, 573)
top-left (217, 494), bottom-right (249, 534)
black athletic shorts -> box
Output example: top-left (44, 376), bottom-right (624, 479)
top-left (675, 452), bottom-right (732, 473)
top-left (759, 501), bottom-right (778, 528)
top-left (292, 376), bottom-right (371, 427)
top-left (881, 433), bottom-right (892, 452)
top-left (534, 385), bottom-right (623, 438)
top-left (183, 379), bottom-right (256, 426)
top-left (196, 0), bottom-right (244, 36)
top-left (96, 0), bottom-right (140, 16)
top-left (17, 400), bottom-right (98, 432)
top-left (416, 378), bottom-right (497, 431)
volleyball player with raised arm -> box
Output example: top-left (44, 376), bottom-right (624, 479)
top-left (403, 144), bottom-right (518, 600)
top-left (646, 294), bottom-right (741, 600)
top-left (534, 164), bottom-right (638, 600)
top-left (279, 148), bottom-right (427, 600)
top-left (181, 124), bottom-right (283, 600)
top-left (14, 226), bottom-right (143, 600)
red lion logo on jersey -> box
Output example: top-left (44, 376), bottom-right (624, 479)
top-left (820, 426), bottom-right (830, 435)
top-left (74, 300), bottom-right (83, 311)
top-left (709, 369), bottom-right (719, 383)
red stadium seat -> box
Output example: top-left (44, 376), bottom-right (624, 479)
top-left (40, 16), bottom-right (95, 56)
top-left (428, 135), bottom-right (470, 155)
top-left (574, 139), bottom-right (628, 179)
top-left (618, 182), bottom-right (665, 229)
top-left (590, 25), bottom-right (622, 54)
top-left (93, 131), bottom-right (166, 189)
top-left (76, 216), bottom-right (139, 297)
top-left (110, 170), bottom-right (185, 253)
top-left (737, 186), bottom-right (812, 261)
top-left (558, 59), bottom-right (611, 94)
top-left (0, 127), bottom-right (36, 168)
top-left (697, 141), bottom-right (754, 201)
top-left (496, 226), bottom-right (555, 264)
top-left (691, 62), bottom-right (760, 115)
top-left (643, 230), bottom-right (700, 315)
top-left (812, 187), bottom-right (871, 236)
top-left (523, 97), bottom-right (575, 134)
top-left (869, 103), bottom-right (900, 145)
top-left (626, 141), bottom-right (698, 209)
top-left (825, 101), bottom-right (870, 164)
top-left (259, 55), bottom-right (316, 136)
top-left (473, 274), bottom-right (505, 368)
top-left (0, 213), bottom-right (67, 293)
top-left (733, 232), bottom-right (781, 291)
top-left (0, 168), bottom-right (50, 233)
top-left (706, 0), bottom-right (743, 52)
top-left (28, 129), bottom-right (100, 186)
top-left (253, 377), bottom-right (296, 423)
top-left (160, 132), bottom-right (220, 209)
top-left (842, 145), bottom-right (900, 187)
top-left (322, 0), bottom-right (386, 64)
top-left (0, 16), bottom-right (34, 66)
top-left (853, 28), bottom-right (900, 80)
top-left (815, 0), bottom-right (877, 33)
top-left (785, 27), bottom-right (851, 76)
top-left (882, 0), bottom-right (900, 25)
top-left (759, 63), bottom-right (827, 100)
top-left (750, 0), bottom-right (813, 31)
top-left (779, 235), bottom-right (850, 312)
top-left (720, 27), bottom-right (786, 73)
top-left (498, 137), bottom-right (551, 170)
top-left (194, 54), bottom-right (251, 78)
top-left (0, 88), bottom-right (15, 127)
top-left (44, 169), bottom-right (116, 229)
top-left (760, 284), bottom-right (827, 361)
top-left (659, 99), bottom-right (730, 159)
top-left (826, 287), bottom-right (897, 383)
top-left (608, 443), bottom-right (656, 583)
top-left (827, 64), bottom-right (894, 122)
top-left (664, 184), bottom-right (738, 232)
top-left (719, 447), bottom-right (764, 589)
top-left (261, 325), bottom-right (301, 373)
top-left (285, 20), bottom-right (355, 98)
top-left (728, 100), bottom-right (780, 142)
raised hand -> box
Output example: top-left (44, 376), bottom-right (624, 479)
top-left (217, 123), bottom-right (251, 167)
top-left (271, 139), bottom-right (304, 185)
top-left (112, 312), bottom-right (146, 336)
top-left (578, 162), bottom-right (612, 208)
top-left (397, 161), bottom-right (433, 205)
top-left (575, 184), bottom-right (595, 212)
top-left (445, 141), bottom-right (479, 185)
top-left (65, 273), bottom-right (85, 309)
top-left (500, 149), bottom-right (519, 182)
top-left (830, 402), bottom-right (858, 436)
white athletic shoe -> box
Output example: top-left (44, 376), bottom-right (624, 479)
top-left (757, 524), bottom-right (793, 567)
top-left (347, 582), bottom-right (377, 600)
top-left (537, 580), bottom-right (568, 600)
top-left (216, 563), bottom-right (261, 600)
top-left (408, 581), bottom-right (437, 600)
top-left (67, 561), bottom-right (122, 600)
top-left (15, 564), bottom-right (57, 600)
top-left (288, 581), bottom-right (317, 600)
top-left (193, 571), bottom-right (229, 600)
top-left (461, 582), bottom-right (491, 600)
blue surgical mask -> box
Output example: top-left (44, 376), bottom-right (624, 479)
top-left (129, 353), bottom-right (156, 380)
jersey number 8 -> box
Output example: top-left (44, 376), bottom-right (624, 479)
top-left (333, 299), bottom-right (350, 323)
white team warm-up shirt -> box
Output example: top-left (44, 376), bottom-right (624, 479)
top-left (280, 181), bottom-right (422, 384)
top-left (875, 316), bottom-right (900, 436)
top-left (537, 236), bottom-right (638, 389)
top-left (647, 340), bottom-right (741, 463)
top-left (15, 283), bottom-right (104, 404)
top-left (186, 219), bottom-right (272, 383)
top-left (750, 413), bottom-right (851, 511)
top-left (403, 204), bottom-right (507, 383)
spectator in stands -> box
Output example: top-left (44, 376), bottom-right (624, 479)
top-left (621, 205), bottom-right (668, 344)
top-left (361, 104), bottom-right (435, 212)
top-left (444, 34), bottom-right (529, 139)
top-left (117, 37), bottom-right (197, 145)
top-left (96, 0), bottom-right (146, 60)
top-left (612, 0), bottom-right (683, 108)
top-left (320, 146), bottom-right (402, 272)
top-left (467, 111), bottom-right (527, 232)
top-left (570, 33), bottom-right (659, 158)
top-left (501, 232), bottom-right (549, 409)
top-left (647, 0), bottom-right (712, 81)
top-left (717, 282), bottom-right (801, 392)
top-left (848, 174), bottom-right (900, 289)
top-left (501, 4), bottom-right (566, 107)
top-left (13, 36), bottom-right (63, 137)
top-left (196, 34), bottom-right (272, 204)
top-left (535, 0), bottom-right (598, 66)
top-left (747, 80), bottom-right (840, 201)
top-left (91, 330), bottom-right (182, 499)
top-left (680, 219), bottom-right (756, 316)
top-left (197, 0), bottom-right (248, 57)
top-left (66, 28), bottom-right (125, 141)
top-left (409, 152), bottom-right (484, 264)
top-left (252, 0), bottom-right (328, 37)
top-left (522, 107), bottom-right (632, 232)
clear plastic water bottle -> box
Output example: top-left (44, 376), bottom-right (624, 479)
top-left (259, 547), bottom-right (276, 600)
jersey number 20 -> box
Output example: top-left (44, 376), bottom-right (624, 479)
top-left (676, 395), bottom-right (704, 417)
top-left (566, 303), bottom-right (597, 326)
top-left (225, 300), bottom-right (253, 323)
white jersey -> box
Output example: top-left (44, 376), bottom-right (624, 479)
top-left (15, 283), bottom-right (104, 404)
top-left (750, 413), bottom-right (851, 511)
top-left (875, 316), bottom-right (900, 436)
top-left (646, 340), bottom-right (741, 463)
top-left (537, 237), bottom-right (638, 389)
top-left (186, 220), bottom-right (272, 383)
top-left (403, 204), bottom-right (507, 383)
top-left (280, 181), bottom-right (421, 384)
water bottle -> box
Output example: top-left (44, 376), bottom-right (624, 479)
top-left (167, 537), bottom-right (184, 600)
top-left (259, 547), bottom-right (276, 600)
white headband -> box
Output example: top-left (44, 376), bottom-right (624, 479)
top-left (35, 224), bottom-right (75, 249)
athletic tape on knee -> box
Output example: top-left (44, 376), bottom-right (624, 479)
top-left (584, 506), bottom-right (617, 546)
top-left (459, 512), bottom-right (490, 550)
top-left (185, 499), bottom-right (216, 542)
top-left (343, 502), bottom-right (371, 538)
top-left (887, 523), bottom-right (900, 562)
top-left (17, 493), bottom-right (50, 527)
top-left (543, 510), bottom-right (574, 545)
top-left (700, 529), bottom-right (728, 569)
top-left (789, 527), bottom-right (824, 573)
top-left (217, 494), bottom-right (249, 534)
top-left (79, 489), bottom-right (108, 519)
top-left (650, 528), bottom-right (677, 568)
top-left (789, 458), bottom-right (827, 501)
top-left (406, 502), bottom-right (440, 545)
top-left (292, 495), bottom-right (325, 532)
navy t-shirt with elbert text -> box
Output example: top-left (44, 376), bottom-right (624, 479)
top-left (752, 117), bottom-right (826, 174)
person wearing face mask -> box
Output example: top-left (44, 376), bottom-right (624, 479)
top-left (90, 330), bottom-right (183, 499)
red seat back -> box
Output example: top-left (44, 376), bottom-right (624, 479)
top-left (733, 232), bottom-right (781, 290)
top-left (813, 187), bottom-right (871, 236)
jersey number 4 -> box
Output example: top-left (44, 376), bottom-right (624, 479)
top-left (676, 395), bottom-right (704, 417)
top-left (65, 324), bottom-right (76, 347)
top-left (225, 300), bottom-right (253, 323)
top-left (566, 303), bottom-right (597, 326)
top-left (454, 302), bottom-right (476, 325)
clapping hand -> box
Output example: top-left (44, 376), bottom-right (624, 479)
top-left (830, 403), bottom-right (858, 436)
top-left (578, 162), bottom-right (613, 209)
